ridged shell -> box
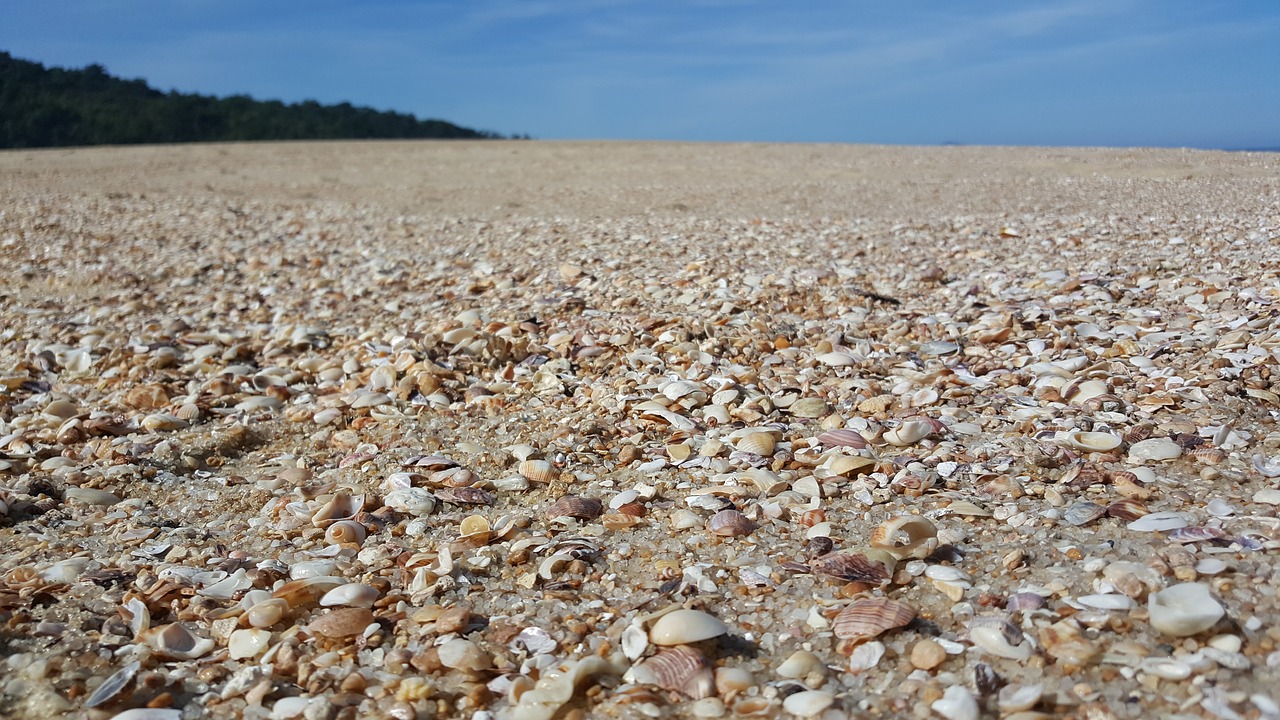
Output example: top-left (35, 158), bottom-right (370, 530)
top-left (868, 515), bottom-right (938, 560)
top-left (816, 429), bottom-right (869, 450)
top-left (649, 609), bottom-right (729, 645)
top-left (518, 459), bottom-right (557, 483)
top-left (810, 551), bottom-right (894, 584)
top-left (546, 495), bottom-right (604, 521)
top-left (324, 519), bottom-right (367, 545)
top-left (708, 509), bottom-right (756, 537)
top-left (435, 486), bottom-right (495, 506)
top-left (629, 645), bottom-right (715, 699)
top-left (833, 597), bottom-right (916, 641)
top-left (734, 431), bottom-right (776, 456)
top-left (1105, 499), bottom-right (1148, 521)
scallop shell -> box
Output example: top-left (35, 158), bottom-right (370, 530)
top-left (868, 515), bottom-right (938, 560)
top-left (518, 459), bottom-right (557, 483)
top-left (311, 493), bottom-right (364, 528)
top-left (1061, 430), bottom-right (1122, 453)
top-left (833, 597), bottom-right (916, 641)
top-left (708, 509), bottom-right (756, 537)
top-left (324, 519), bottom-right (367, 545)
top-left (1148, 583), bottom-right (1226, 637)
top-left (627, 645), bottom-right (714, 699)
top-left (734, 431), bottom-right (776, 456)
top-left (649, 609), bottom-right (729, 645)
top-left (810, 550), bottom-right (894, 584)
top-left (817, 428), bottom-right (869, 450)
top-left (319, 582), bottom-right (380, 608)
top-left (546, 495), bottom-right (604, 521)
top-left (143, 622), bottom-right (215, 660)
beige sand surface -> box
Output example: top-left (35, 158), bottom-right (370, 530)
top-left (1, 141), bottom-right (1279, 720)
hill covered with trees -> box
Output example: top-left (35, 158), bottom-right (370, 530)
top-left (0, 52), bottom-right (508, 148)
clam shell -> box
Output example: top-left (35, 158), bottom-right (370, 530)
top-left (308, 607), bottom-right (375, 639)
top-left (783, 690), bottom-right (836, 717)
top-left (1062, 430), bottom-right (1122, 453)
top-left (649, 609), bottom-right (729, 645)
top-left (734, 431), bottom-right (776, 456)
top-left (1062, 501), bottom-right (1106, 527)
top-left (708, 509), bottom-right (756, 537)
top-left (1105, 499), bottom-right (1148, 521)
top-left (868, 515), bottom-right (938, 560)
top-left (968, 616), bottom-right (1031, 660)
top-left (1128, 437), bottom-right (1182, 462)
top-left (546, 495), bottom-right (604, 521)
top-left (810, 550), bottom-right (894, 584)
top-left (833, 597), bottom-right (916, 641)
top-left (777, 649), bottom-right (826, 680)
top-left (998, 684), bottom-right (1043, 713)
top-left (627, 645), bottom-right (714, 699)
top-left (1167, 526), bottom-right (1229, 544)
top-left (324, 520), bottom-right (367, 545)
top-left (1148, 583), bottom-right (1225, 637)
top-left (518, 459), bottom-right (557, 483)
top-left (319, 582), bottom-right (380, 608)
top-left (143, 622), bottom-right (215, 660)
top-left (817, 428), bottom-right (869, 450)
top-left (1127, 511), bottom-right (1189, 532)
top-left (788, 398), bottom-right (828, 418)
top-left (85, 660), bottom-right (141, 708)
top-left (816, 351), bottom-right (859, 367)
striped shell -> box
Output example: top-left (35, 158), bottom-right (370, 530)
top-left (833, 597), bottom-right (916, 641)
top-left (630, 646), bottom-right (715, 699)
top-left (546, 495), bottom-right (604, 521)
top-left (1105, 499), bottom-right (1148, 521)
top-left (708, 509), bottom-right (756, 537)
top-left (1167, 526), bottom-right (1230, 544)
top-left (810, 551), bottom-right (894, 584)
top-left (434, 487), bottom-right (495, 506)
top-left (869, 515), bottom-right (938, 560)
top-left (517, 459), bottom-right (557, 483)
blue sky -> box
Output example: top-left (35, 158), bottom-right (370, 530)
top-left (4, 0), bottom-right (1278, 148)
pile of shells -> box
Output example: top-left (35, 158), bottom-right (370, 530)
top-left (1, 142), bottom-right (1280, 720)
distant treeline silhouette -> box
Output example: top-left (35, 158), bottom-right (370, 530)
top-left (0, 52), bottom-right (514, 148)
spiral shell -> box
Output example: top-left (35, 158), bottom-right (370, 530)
top-left (311, 492), bottom-right (364, 528)
top-left (324, 519), bottom-right (367, 545)
top-left (708, 509), bottom-right (756, 537)
top-left (833, 597), bottom-right (916, 641)
top-left (868, 515), bottom-right (938, 560)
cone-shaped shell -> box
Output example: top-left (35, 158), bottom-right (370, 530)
top-left (546, 495), bottom-right (604, 521)
top-left (868, 516), bottom-right (938, 560)
top-left (810, 550), bottom-right (894, 584)
top-left (628, 645), bottom-right (715, 699)
top-left (833, 597), bottom-right (916, 641)
top-left (649, 609), bottom-right (729, 645)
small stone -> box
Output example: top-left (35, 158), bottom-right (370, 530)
top-left (910, 638), bottom-right (946, 670)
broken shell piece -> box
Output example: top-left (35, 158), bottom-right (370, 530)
top-left (649, 609), bottom-right (729, 645)
top-left (1148, 583), bottom-right (1226, 637)
top-left (833, 597), bottom-right (916, 641)
top-left (143, 622), bottom-right (215, 660)
top-left (783, 690), bottom-right (836, 717)
top-left (504, 655), bottom-right (623, 720)
top-left (931, 686), bottom-right (978, 720)
top-left (1128, 437), bottom-right (1182, 463)
top-left (626, 645), bottom-right (714, 699)
top-left (1063, 501), bottom-right (1107, 527)
top-left (810, 550), bottom-right (895, 583)
top-left (868, 515), bottom-right (938, 560)
top-left (708, 509), bottom-right (756, 537)
top-left (311, 493), bottom-right (364, 528)
top-left (319, 583), bottom-right (380, 608)
top-left (1061, 431), bottom-right (1122, 453)
top-left (545, 495), bottom-right (604, 522)
top-left (383, 488), bottom-right (438, 516)
top-left (968, 617), bottom-right (1032, 660)
top-left (228, 628), bottom-right (271, 660)
top-left (85, 660), bottom-right (141, 708)
top-left (777, 649), bottom-right (826, 680)
top-left (883, 419), bottom-right (934, 446)
top-left (458, 514), bottom-right (493, 545)
top-left (1127, 511), bottom-right (1189, 532)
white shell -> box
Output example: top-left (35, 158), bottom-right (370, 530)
top-left (1148, 583), bottom-right (1226, 637)
top-left (1062, 430), bottom-right (1122, 452)
top-left (622, 623), bottom-right (650, 661)
top-left (1128, 437), bottom-right (1182, 462)
top-left (884, 420), bottom-right (933, 446)
top-left (816, 351), bottom-right (858, 367)
top-left (931, 685), bottom-right (979, 720)
top-left (1076, 594), bottom-right (1135, 610)
top-left (847, 641), bottom-right (886, 672)
top-left (1126, 511), bottom-right (1190, 532)
top-left (649, 609), bottom-right (729, 645)
top-left (228, 628), bottom-right (272, 659)
top-left (144, 622), bottom-right (215, 660)
top-left (777, 650), bottom-right (826, 680)
top-left (319, 582), bottom-right (380, 608)
top-left (998, 684), bottom-right (1043, 713)
top-left (782, 690), bottom-right (835, 717)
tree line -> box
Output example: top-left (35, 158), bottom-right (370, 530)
top-left (0, 52), bottom-right (514, 148)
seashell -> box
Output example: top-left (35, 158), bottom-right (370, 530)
top-left (1077, 594), bottom-right (1135, 610)
top-left (289, 559), bottom-right (338, 579)
top-left (123, 596), bottom-right (150, 638)
top-left (931, 686), bottom-right (978, 720)
top-left (649, 609), bottom-right (729, 645)
top-left (1037, 619), bottom-right (1099, 669)
top-left (272, 576), bottom-right (345, 607)
top-left (998, 684), bottom-right (1043, 713)
top-left (847, 640), bottom-right (887, 672)
top-left (503, 655), bottom-right (624, 720)
top-left (324, 520), bottom-right (367, 545)
top-left (228, 628), bottom-right (271, 660)
top-left (1061, 430), bottom-right (1122, 453)
top-left (817, 428), bottom-right (868, 450)
top-left (384, 488), bottom-right (437, 516)
top-left (1140, 657), bottom-right (1193, 680)
top-left (104, 710), bottom-right (181, 720)
top-left (1128, 437), bottom-right (1182, 462)
top-left (458, 514), bottom-right (493, 545)
top-left (311, 493), bottom-right (364, 528)
top-left (1167, 526), bottom-right (1229, 544)
top-left (1105, 499), bottom-right (1148, 521)
top-left (1006, 592), bottom-right (1046, 613)
top-left (143, 622), bottom-right (215, 660)
top-left (545, 495), bottom-right (604, 521)
top-left (788, 398), bottom-right (828, 418)
top-left (783, 690), bottom-right (836, 717)
top-left (308, 607), bottom-right (375, 639)
top-left (319, 582), bottom-right (380, 608)
top-left (734, 431), bottom-right (776, 456)
top-left (1148, 583), bottom-right (1225, 637)
top-left (1062, 501), bottom-right (1106, 527)
top-left (1126, 511), bottom-right (1189, 532)
top-left (945, 500), bottom-right (992, 517)
top-left (810, 550), bottom-right (894, 584)
top-left (1252, 455), bottom-right (1280, 478)
top-left (627, 645), bottom-right (714, 699)
top-left (883, 419), bottom-right (933, 446)
top-left (518, 459), bottom-right (557, 483)
top-left (64, 487), bottom-right (122, 506)
top-left (817, 351), bottom-right (859, 367)
top-left (435, 486), bottom-right (495, 505)
top-left (141, 412), bottom-right (188, 432)
top-left (708, 509), bottom-right (756, 537)
top-left (437, 638), bottom-right (493, 671)
top-left (833, 597), bottom-right (916, 641)
top-left (967, 616), bottom-right (1031, 660)
top-left (85, 660), bottom-right (141, 708)
top-left (245, 598), bottom-right (289, 628)
top-left (869, 515), bottom-right (938, 560)
top-left (776, 649), bottom-right (826, 680)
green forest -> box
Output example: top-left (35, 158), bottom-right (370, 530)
top-left (0, 52), bottom-right (508, 148)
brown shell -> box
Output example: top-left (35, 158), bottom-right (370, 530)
top-left (1123, 423), bottom-right (1154, 445)
top-left (817, 428), bottom-right (869, 450)
top-left (635, 646), bottom-right (715, 699)
top-left (707, 509), bottom-right (756, 537)
top-left (810, 552), bottom-right (892, 584)
top-left (434, 487), bottom-right (495, 506)
top-left (1188, 446), bottom-right (1227, 465)
top-left (545, 495), bottom-right (604, 521)
top-left (1061, 463), bottom-right (1106, 490)
top-left (308, 607), bottom-right (374, 638)
top-left (1105, 499), bottom-right (1148, 521)
top-left (833, 597), bottom-right (916, 641)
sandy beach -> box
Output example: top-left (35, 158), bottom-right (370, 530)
top-left (1, 140), bottom-right (1279, 720)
